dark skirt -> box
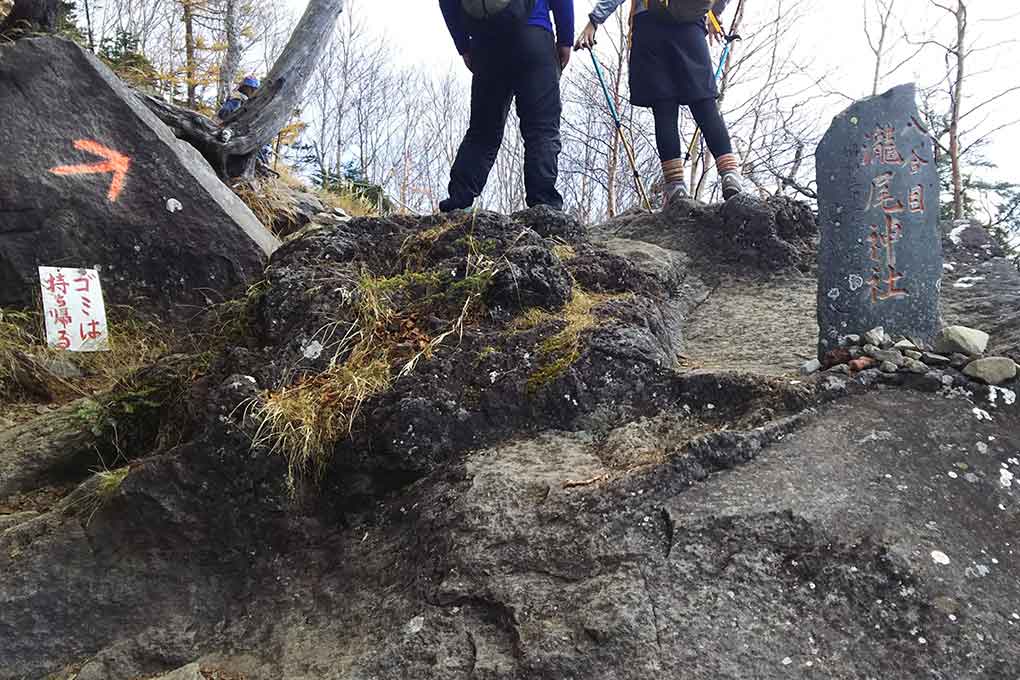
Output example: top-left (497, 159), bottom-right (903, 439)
top-left (628, 12), bottom-right (718, 108)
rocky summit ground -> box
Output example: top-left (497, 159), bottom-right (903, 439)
top-left (1, 197), bottom-right (1019, 680)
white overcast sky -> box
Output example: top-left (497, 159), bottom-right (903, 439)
top-left (295, 0), bottom-right (1020, 189)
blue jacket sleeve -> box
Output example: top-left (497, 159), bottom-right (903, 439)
top-left (549, 0), bottom-right (575, 47)
top-left (439, 0), bottom-right (471, 55)
top-left (712, 0), bottom-right (730, 17)
top-left (218, 97), bottom-right (241, 120)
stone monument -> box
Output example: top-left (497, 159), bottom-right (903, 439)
top-left (815, 83), bottom-right (941, 359)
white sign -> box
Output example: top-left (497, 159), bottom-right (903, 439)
top-left (38, 267), bottom-right (110, 352)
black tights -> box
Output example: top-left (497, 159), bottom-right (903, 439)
top-left (652, 98), bottom-right (733, 162)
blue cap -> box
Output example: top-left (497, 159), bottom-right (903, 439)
top-left (241, 76), bottom-right (260, 89)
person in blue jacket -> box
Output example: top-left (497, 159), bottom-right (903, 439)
top-left (438, 0), bottom-right (574, 212)
top-left (217, 75), bottom-right (260, 121)
top-left (576, 0), bottom-right (746, 205)
top-left (217, 76), bottom-right (271, 165)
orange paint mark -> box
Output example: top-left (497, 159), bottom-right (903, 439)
top-left (50, 139), bottom-right (131, 203)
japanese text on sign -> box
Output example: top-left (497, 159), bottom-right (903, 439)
top-left (39, 267), bottom-right (110, 352)
top-left (861, 126), bottom-right (929, 304)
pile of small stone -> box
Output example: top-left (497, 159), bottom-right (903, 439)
top-left (802, 325), bottom-right (1018, 387)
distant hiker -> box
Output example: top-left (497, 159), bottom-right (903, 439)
top-left (217, 76), bottom-right (271, 165)
top-left (576, 0), bottom-right (747, 205)
top-left (217, 75), bottom-right (260, 122)
top-left (438, 0), bottom-right (574, 212)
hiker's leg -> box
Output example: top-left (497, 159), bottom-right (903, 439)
top-left (688, 97), bottom-right (734, 158)
top-left (651, 100), bottom-right (684, 161)
top-left (689, 98), bottom-right (741, 176)
top-left (514, 27), bottom-right (563, 210)
top-left (689, 97), bottom-right (744, 198)
top-left (443, 68), bottom-right (513, 210)
top-left (651, 101), bottom-right (688, 203)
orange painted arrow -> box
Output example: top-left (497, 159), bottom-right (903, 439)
top-left (50, 139), bottom-right (131, 203)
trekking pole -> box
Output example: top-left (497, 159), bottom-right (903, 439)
top-left (589, 49), bottom-right (653, 212)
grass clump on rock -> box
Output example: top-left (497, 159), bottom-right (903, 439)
top-left (253, 246), bottom-right (499, 491)
top-left (0, 306), bottom-right (172, 422)
top-left (515, 289), bottom-right (622, 393)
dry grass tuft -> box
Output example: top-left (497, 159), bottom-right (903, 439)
top-left (234, 166), bottom-right (380, 234)
top-left (0, 308), bottom-right (37, 399)
top-left (317, 187), bottom-right (378, 218)
top-left (515, 290), bottom-right (628, 393)
top-left (61, 464), bottom-right (131, 525)
top-left (551, 243), bottom-right (578, 261)
top-left (249, 272), bottom-right (432, 491)
top-left (251, 231), bottom-right (501, 492)
top-left (233, 178), bottom-right (300, 235)
top-left (0, 306), bottom-right (172, 422)
top-left (95, 466), bottom-right (130, 502)
top-left (253, 348), bottom-right (391, 489)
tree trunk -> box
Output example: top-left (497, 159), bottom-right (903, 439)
top-left (0, 0), bottom-right (60, 34)
top-left (867, 0), bottom-right (895, 97)
top-left (183, 0), bottom-right (197, 109)
top-left (143, 0), bottom-right (346, 179)
top-left (218, 0), bottom-right (241, 106)
top-left (949, 1), bottom-right (966, 219)
top-left (82, 0), bottom-right (95, 52)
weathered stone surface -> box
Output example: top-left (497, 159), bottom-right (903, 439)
top-left (150, 662), bottom-right (203, 680)
top-left (865, 345), bottom-right (905, 367)
top-left (800, 358), bottom-right (821, 375)
top-left (921, 352), bottom-right (950, 366)
top-left (0, 401), bottom-right (101, 498)
top-left (902, 357), bottom-right (928, 374)
top-left (936, 325), bottom-right (990, 358)
top-left (963, 357), bottom-right (1018, 385)
top-left (864, 326), bottom-right (888, 347)
top-left (36, 356), bottom-right (82, 379)
top-left (13, 386), bottom-right (1017, 680)
top-left (0, 511), bottom-right (38, 532)
top-left (485, 244), bottom-right (573, 312)
top-left (816, 84), bottom-right (941, 358)
top-left (0, 37), bottom-right (278, 318)
top-left (590, 196), bottom-right (817, 273)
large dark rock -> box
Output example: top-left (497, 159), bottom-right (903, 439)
top-left (815, 84), bottom-right (942, 357)
top-left (590, 195), bottom-right (818, 276)
top-left (253, 210), bottom-right (702, 495)
top-left (5, 207), bottom-right (1019, 680)
top-left (0, 37), bottom-right (279, 317)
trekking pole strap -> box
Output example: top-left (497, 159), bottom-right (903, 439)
top-left (708, 10), bottom-right (740, 44)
